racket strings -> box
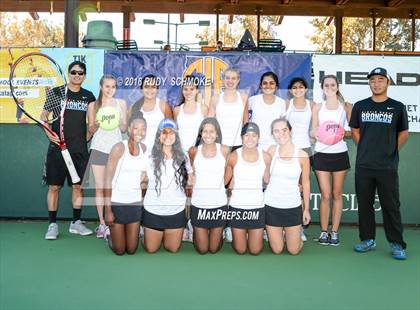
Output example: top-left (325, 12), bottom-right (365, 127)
top-left (11, 54), bottom-right (65, 123)
top-left (45, 86), bottom-right (66, 121)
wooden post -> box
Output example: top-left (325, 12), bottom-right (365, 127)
top-left (216, 12), bottom-right (219, 42)
top-left (167, 14), bottom-right (170, 45)
top-left (411, 10), bottom-right (416, 52)
top-left (334, 10), bottom-right (343, 54)
top-left (372, 16), bottom-right (376, 51)
top-left (257, 12), bottom-right (261, 47)
top-left (122, 6), bottom-right (131, 41)
top-left (64, 0), bottom-right (79, 47)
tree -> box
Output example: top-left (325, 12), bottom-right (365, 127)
top-left (309, 17), bottom-right (419, 52)
top-left (196, 15), bottom-right (278, 47)
top-left (0, 13), bottom-right (64, 47)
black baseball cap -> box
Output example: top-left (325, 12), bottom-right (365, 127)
top-left (367, 67), bottom-right (389, 80)
top-left (241, 122), bottom-right (260, 136)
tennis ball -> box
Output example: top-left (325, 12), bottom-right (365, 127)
top-left (96, 106), bottom-right (120, 131)
top-left (317, 121), bottom-right (345, 145)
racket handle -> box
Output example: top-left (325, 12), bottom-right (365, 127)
top-left (61, 149), bottom-right (81, 183)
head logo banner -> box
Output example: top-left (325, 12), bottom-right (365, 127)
top-left (312, 54), bottom-right (420, 132)
top-left (104, 52), bottom-right (312, 107)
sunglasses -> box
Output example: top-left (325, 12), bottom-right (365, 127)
top-left (70, 70), bottom-right (85, 76)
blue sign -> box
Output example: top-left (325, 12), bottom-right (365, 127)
top-left (104, 51), bottom-right (312, 107)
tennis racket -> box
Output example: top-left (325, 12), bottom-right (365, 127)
top-left (9, 52), bottom-right (81, 183)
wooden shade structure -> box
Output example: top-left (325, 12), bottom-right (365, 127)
top-left (2, 0), bottom-right (419, 17)
top-left (1, 0), bottom-right (419, 51)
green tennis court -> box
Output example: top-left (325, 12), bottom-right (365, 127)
top-left (1, 221), bottom-right (418, 310)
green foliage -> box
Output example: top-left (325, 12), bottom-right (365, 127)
top-left (0, 13), bottom-right (64, 47)
top-left (309, 17), bottom-right (419, 52)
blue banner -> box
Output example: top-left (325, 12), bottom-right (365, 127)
top-left (104, 51), bottom-right (311, 107)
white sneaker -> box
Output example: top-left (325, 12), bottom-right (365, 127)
top-left (263, 230), bottom-right (269, 241)
top-left (188, 229), bottom-right (193, 242)
top-left (95, 224), bottom-right (108, 239)
top-left (187, 219), bottom-right (193, 231)
top-left (139, 226), bottom-right (144, 240)
top-left (45, 223), bottom-right (59, 240)
top-left (69, 220), bottom-right (93, 236)
top-left (300, 227), bottom-right (307, 242)
top-left (104, 226), bottom-right (111, 240)
top-left (224, 227), bottom-right (233, 243)
top-left (182, 220), bottom-right (193, 242)
top-left (182, 228), bottom-right (190, 242)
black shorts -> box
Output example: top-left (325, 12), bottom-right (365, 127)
top-left (228, 206), bottom-right (266, 229)
top-left (142, 209), bottom-right (186, 231)
top-left (190, 205), bottom-right (228, 229)
top-left (265, 205), bottom-right (302, 227)
top-left (45, 147), bottom-right (88, 186)
top-left (313, 151), bottom-right (350, 172)
top-left (111, 202), bottom-right (142, 224)
top-left (90, 149), bottom-right (109, 166)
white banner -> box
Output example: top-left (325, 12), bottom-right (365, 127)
top-left (312, 54), bottom-right (420, 132)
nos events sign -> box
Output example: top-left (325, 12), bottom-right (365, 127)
top-left (0, 48), bottom-right (104, 124)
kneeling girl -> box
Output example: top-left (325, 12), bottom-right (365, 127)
top-left (265, 118), bottom-right (311, 255)
top-left (225, 122), bottom-right (271, 255)
top-left (142, 118), bottom-right (193, 253)
top-left (104, 112), bottom-right (147, 255)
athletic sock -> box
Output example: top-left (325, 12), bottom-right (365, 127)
top-left (72, 208), bottom-right (82, 223)
top-left (48, 211), bottom-right (57, 223)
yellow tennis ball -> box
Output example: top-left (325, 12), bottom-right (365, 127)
top-left (96, 106), bottom-right (120, 131)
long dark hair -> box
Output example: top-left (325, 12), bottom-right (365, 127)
top-left (194, 117), bottom-right (223, 147)
top-left (130, 74), bottom-right (158, 115)
top-left (94, 75), bottom-right (116, 114)
top-left (259, 71), bottom-right (279, 87)
top-left (179, 75), bottom-right (200, 106)
top-left (151, 125), bottom-right (188, 196)
top-left (287, 77), bottom-right (309, 100)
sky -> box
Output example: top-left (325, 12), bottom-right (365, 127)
top-left (7, 12), bottom-right (318, 51)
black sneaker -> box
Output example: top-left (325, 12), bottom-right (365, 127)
top-left (318, 231), bottom-right (329, 245)
top-left (329, 231), bottom-right (340, 246)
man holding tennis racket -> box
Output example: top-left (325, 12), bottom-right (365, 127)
top-left (43, 61), bottom-right (96, 240)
